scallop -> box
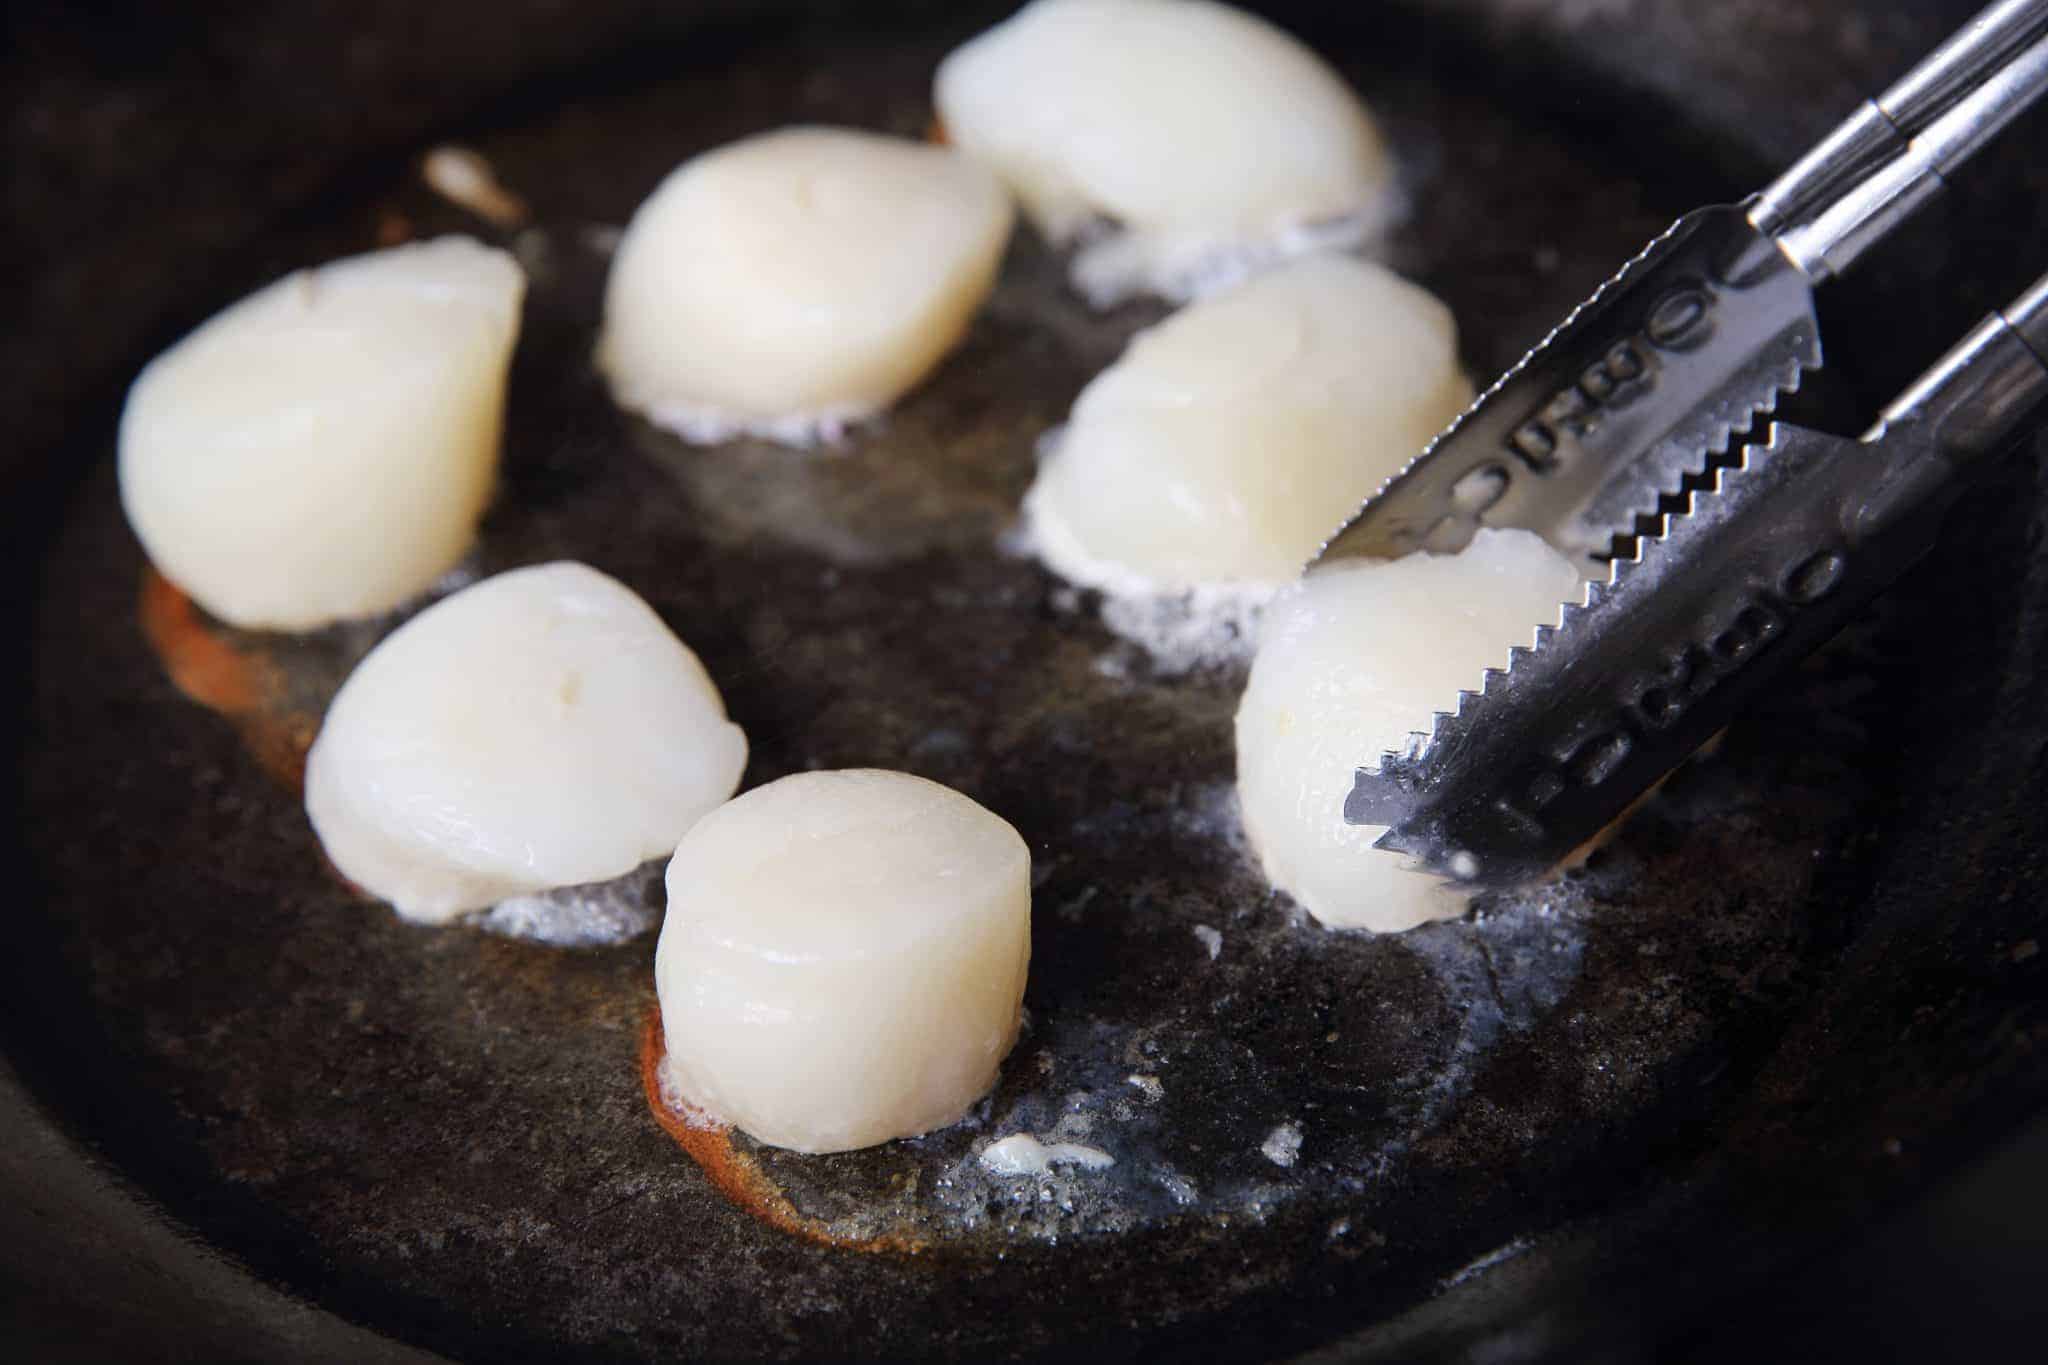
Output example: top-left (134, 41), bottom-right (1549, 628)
top-left (118, 237), bottom-right (524, 631)
top-left (1234, 530), bottom-right (1583, 932)
top-left (1026, 254), bottom-right (1472, 592)
top-left (654, 770), bottom-right (1031, 1153)
top-left (597, 127), bottom-right (1014, 445)
top-left (935, 0), bottom-right (1393, 305)
top-left (305, 562), bottom-right (746, 924)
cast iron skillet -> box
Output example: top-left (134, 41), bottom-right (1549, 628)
top-left (6, 1), bottom-right (2048, 1360)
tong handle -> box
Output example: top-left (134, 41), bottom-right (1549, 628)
top-left (1750, 0), bottom-right (2048, 238)
top-left (1758, 10), bottom-right (2048, 283)
top-left (1866, 271), bottom-right (2048, 460)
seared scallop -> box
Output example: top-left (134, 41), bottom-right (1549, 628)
top-left (1234, 530), bottom-right (1582, 932)
top-left (654, 770), bottom-right (1030, 1153)
top-left (597, 127), bottom-right (1013, 445)
top-left (936, 0), bottom-right (1393, 304)
top-left (119, 237), bottom-right (524, 631)
top-left (305, 562), bottom-right (746, 924)
top-left (1027, 254), bottom-right (1471, 593)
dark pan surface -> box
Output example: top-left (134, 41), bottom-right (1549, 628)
top-left (9, 2), bottom-right (2048, 1360)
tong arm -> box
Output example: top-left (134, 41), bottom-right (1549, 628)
top-left (1347, 269), bottom-right (2048, 891)
top-left (1314, 3), bottom-right (2048, 572)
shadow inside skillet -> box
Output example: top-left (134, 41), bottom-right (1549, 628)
top-left (9, 1), bottom-right (2048, 1361)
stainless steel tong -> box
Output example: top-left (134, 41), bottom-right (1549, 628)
top-left (1324, 0), bottom-right (2048, 891)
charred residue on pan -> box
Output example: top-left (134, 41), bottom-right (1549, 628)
top-left (638, 1008), bottom-right (929, 1254)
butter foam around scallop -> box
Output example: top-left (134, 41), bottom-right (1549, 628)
top-left (118, 236), bottom-right (524, 631)
top-left (305, 562), bottom-right (746, 925)
top-left (1025, 254), bottom-right (1473, 594)
top-left (596, 127), bottom-right (1014, 445)
top-left (654, 769), bottom-right (1031, 1154)
top-left (1234, 530), bottom-right (1584, 932)
top-left (935, 0), bottom-right (1394, 305)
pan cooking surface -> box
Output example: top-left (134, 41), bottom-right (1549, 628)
top-left (13, 7), bottom-right (2048, 1361)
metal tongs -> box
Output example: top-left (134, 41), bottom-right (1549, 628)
top-left (1326, 0), bottom-right (2048, 892)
